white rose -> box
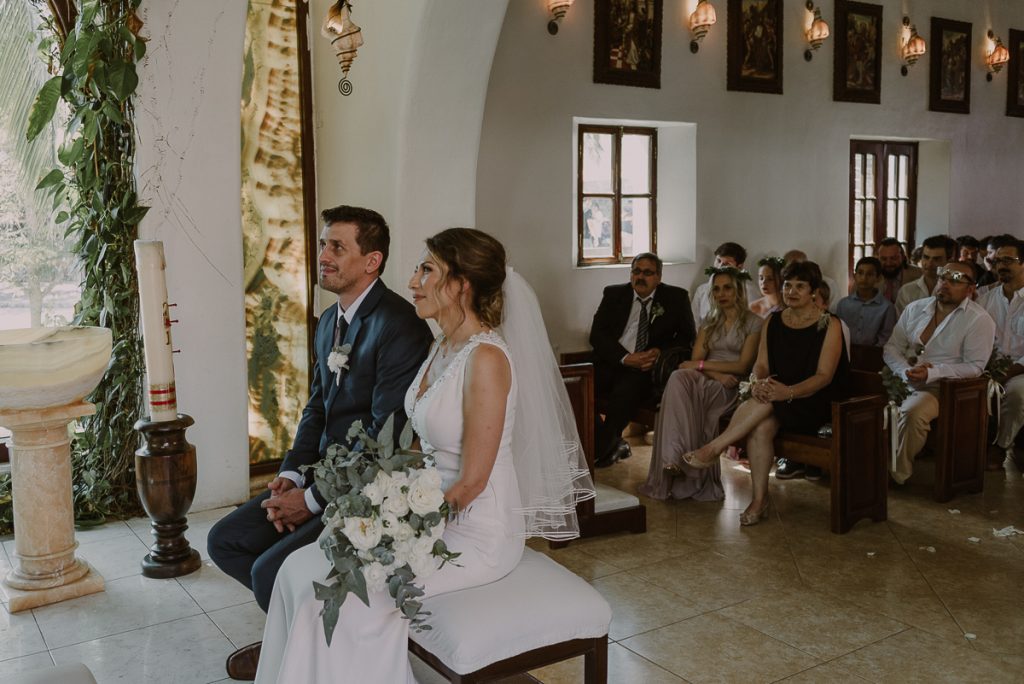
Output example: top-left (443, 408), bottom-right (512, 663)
top-left (425, 520), bottom-right (445, 540)
top-left (361, 480), bottom-right (385, 506)
top-left (408, 550), bottom-right (441, 579)
top-left (417, 467), bottom-right (443, 490)
top-left (362, 561), bottom-right (388, 594)
top-left (381, 490), bottom-right (410, 518)
top-left (392, 521), bottom-right (415, 542)
top-left (392, 539), bottom-right (413, 568)
top-left (406, 477), bottom-right (446, 517)
top-left (341, 515), bottom-right (383, 551)
top-left (413, 535), bottom-right (436, 558)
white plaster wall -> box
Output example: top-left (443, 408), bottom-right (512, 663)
top-left (135, 1), bottom-right (250, 510)
top-left (476, 0), bottom-right (1024, 353)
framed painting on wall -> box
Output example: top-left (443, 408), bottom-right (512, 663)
top-left (833, 1), bottom-right (882, 104)
top-left (593, 0), bottom-right (663, 89)
top-left (1007, 29), bottom-right (1024, 118)
top-left (929, 17), bottom-right (971, 114)
top-left (727, 0), bottom-right (784, 94)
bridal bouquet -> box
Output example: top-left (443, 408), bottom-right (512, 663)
top-left (305, 415), bottom-right (460, 645)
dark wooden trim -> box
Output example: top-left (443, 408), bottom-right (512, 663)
top-left (249, 459), bottom-right (283, 476)
top-left (409, 636), bottom-right (607, 683)
top-left (295, 0), bottom-right (320, 367)
top-left (577, 125), bottom-right (658, 267)
top-left (929, 16), bottom-right (972, 114)
top-left (833, 1), bottom-right (884, 104)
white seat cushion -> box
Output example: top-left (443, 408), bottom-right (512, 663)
top-left (5, 663), bottom-right (97, 684)
top-left (411, 548), bottom-right (611, 674)
top-left (594, 482), bottom-right (641, 514)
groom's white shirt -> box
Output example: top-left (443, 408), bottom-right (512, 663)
top-left (280, 278), bottom-right (379, 515)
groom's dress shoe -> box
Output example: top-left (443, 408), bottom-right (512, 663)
top-left (616, 440), bottom-right (632, 460)
top-left (226, 641), bottom-right (262, 680)
top-left (595, 440), bottom-right (631, 468)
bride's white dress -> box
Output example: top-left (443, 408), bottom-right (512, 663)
top-left (256, 331), bottom-right (525, 683)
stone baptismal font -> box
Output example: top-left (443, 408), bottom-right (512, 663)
top-left (0, 325), bottom-right (112, 612)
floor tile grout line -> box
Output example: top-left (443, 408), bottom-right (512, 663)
top-left (613, 640), bottom-right (689, 682)
top-left (36, 604), bottom-right (208, 653)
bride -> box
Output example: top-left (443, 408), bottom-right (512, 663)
top-left (255, 228), bottom-right (594, 683)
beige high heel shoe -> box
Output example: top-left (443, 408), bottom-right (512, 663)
top-left (739, 500), bottom-right (770, 526)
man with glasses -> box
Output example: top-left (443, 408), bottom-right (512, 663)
top-left (590, 252), bottom-right (696, 467)
top-left (883, 262), bottom-right (995, 484)
top-left (979, 236), bottom-right (1024, 468)
top-left (895, 235), bottom-right (957, 315)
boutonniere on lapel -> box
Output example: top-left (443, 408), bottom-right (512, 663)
top-left (327, 343), bottom-right (352, 386)
top-left (649, 302), bottom-right (666, 324)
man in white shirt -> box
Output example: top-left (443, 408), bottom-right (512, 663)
top-left (979, 236), bottom-right (1024, 465)
top-left (895, 235), bottom-right (955, 315)
top-left (883, 262), bottom-right (996, 484)
top-left (691, 242), bottom-right (760, 323)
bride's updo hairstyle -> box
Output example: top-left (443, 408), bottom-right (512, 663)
top-left (425, 228), bottom-right (507, 329)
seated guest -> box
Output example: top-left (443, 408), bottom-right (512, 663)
top-left (909, 246), bottom-right (924, 269)
top-left (957, 235), bottom-right (985, 282)
top-left (640, 268), bottom-right (762, 501)
top-left (883, 262), bottom-right (995, 484)
top-left (977, 235), bottom-right (998, 288)
top-left (835, 256), bottom-right (897, 347)
top-left (876, 238), bottom-right (922, 304)
top-left (589, 253), bottom-right (696, 467)
top-left (979, 236), bottom-right (1024, 466)
top-left (784, 249), bottom-right (839, 307)
top-left (750, 256), bottom-right (784, 318)
top-left (815, 281), bottom-right (851, 360)
top-left (692, 242), bottom-right (760, 323)
top-left (896, 235), bottom-right (955, 315)
top-left (682, 261), bottom-right (848, 525)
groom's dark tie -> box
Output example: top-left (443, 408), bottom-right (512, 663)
top-left (334, 311), bottom-right (349, 347)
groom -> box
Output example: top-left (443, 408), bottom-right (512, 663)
top-left (209, 205), bottom-right (432, 678)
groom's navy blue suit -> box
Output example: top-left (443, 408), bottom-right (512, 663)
top-left (209, 280), bottom-right (432, 611)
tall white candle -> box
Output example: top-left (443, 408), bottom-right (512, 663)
top-left (134, 240), bottom-right (178, 422)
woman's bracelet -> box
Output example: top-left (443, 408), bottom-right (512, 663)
top-left (787, 387), bottom-right (794, 404)
top-left (698, 360), bottom-right (705, 372)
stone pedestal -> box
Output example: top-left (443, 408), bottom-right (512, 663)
top-left (0, 402), bottom-right (105, 612)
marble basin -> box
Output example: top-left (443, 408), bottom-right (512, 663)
top-left (0, 326), bottom-right (112, 411)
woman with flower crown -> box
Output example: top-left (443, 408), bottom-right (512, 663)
top-left (682, 261), bottom-right (848, 526)
top-left (255, 228), bottom-right (594, 683)
top-left (640, 267), bottom-right (762, 501)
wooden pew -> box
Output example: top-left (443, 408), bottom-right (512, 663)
top-left (929, 377), bottom-right (989, 502)
top-left (555, 363), bottom-right (646, 549)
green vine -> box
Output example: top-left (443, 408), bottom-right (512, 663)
top-left (27, 0), bottom-right (147, 522)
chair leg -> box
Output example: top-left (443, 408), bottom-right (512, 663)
top-left (584, 637), bottom-right (608, 684)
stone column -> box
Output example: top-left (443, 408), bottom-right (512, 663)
top-left (0, 402), bottom-right (104, 612)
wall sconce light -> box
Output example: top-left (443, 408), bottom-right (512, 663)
top-left (985, 30), bottom-right (1010, 81)
top-left (322, 0), bottom-right (362, 95)
top-left (900, 17), bottom-right (927, 76)
top-left (547, 0), bottom-right (574, 35)
top-left (688, 0), bottom-right (717, 53)
top-left (803, 1), bottom-right (830, 61)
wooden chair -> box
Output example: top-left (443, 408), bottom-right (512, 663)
top-left (553, 362), bottom-right (646, 549)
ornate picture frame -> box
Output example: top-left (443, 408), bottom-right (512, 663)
top-left (727, 0), bottom-right (783, 94)
top-left (833, 1), bottom-right (882, 104)
top-left (1007, 28), bottom-right (1024, 118)
top-left (929, 16), bottom-right (972, 114)
top-left (593, 0), bottom-right (663, 89)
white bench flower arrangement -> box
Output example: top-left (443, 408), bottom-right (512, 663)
top-left (304, 415), bottom-right (460, 645)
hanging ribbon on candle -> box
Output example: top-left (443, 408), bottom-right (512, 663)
top-left (882, 400), bottom-right (901, 472)
top-left (987, 379), bottom-right (1005, 435)
top-left (134, 240), bottom-right (179, 422)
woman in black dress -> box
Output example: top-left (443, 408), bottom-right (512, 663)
top-left (683, 261), bottom-right (848, 526)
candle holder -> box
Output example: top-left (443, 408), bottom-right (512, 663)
top-left (134, 414), bottom-right (201, 578)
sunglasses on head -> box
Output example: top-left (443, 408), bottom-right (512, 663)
top-left (935, 267), bottom-right (974, 284)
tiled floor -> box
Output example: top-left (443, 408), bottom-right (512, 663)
top-left (1, 443), bottom-right (1021, 683)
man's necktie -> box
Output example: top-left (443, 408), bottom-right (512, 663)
top-left (334, 313), bottom-right (349, 347)
top-left (635, 299), bottom-right (650, 352)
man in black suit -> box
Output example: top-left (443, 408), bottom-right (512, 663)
top-left (209, 206), bottom-right (432, 678)
top-left (589, 253), bottom-right (696, 467)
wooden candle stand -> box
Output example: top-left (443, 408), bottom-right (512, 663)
top-left (134, 414), bottom-right (201, 578)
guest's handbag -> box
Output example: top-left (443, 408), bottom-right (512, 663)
top-left (650, 346), bottom-right (689, 396)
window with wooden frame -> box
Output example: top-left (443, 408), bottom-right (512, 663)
top-left (849, 140), bottom-right (918, 277)
top-left (577, 125), bottom-right (657, 266)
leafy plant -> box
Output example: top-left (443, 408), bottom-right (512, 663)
top-left (27, 0), bottom-right (148, 520)
top-left (985, 349), bottom-right (1014, 386)
top-left (880, 366), bottom-right (911, 406)
top-left (0, 472), bottom-right (12, 535)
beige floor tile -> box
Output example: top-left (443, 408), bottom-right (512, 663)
top-left (530, 642), bottom-right (684, 683)
top-left (0, 602), bottom-right (47, 662)
top-left (715, 589), bottom-right (907, 660)
top-left (590, 572), bottom-right (700, 641)
top-left (176, 559), bottom-right (255, 613)
top-left (833, 628), bottom-right (1021, 683)
top-left (0, 651), bottom-right (55, 678)
top-left (778, 661), bottom-right (874, 683)
top-left (74, 531), bottom-right (150, 581)
top-left (531, 545), bottom-right (623, 581)
top-left (207, 601), bottom-right (266, 650)
top-left (569, 528), bottom-right (698, 571)
top-left (621, 613), bottom-right (818, 683)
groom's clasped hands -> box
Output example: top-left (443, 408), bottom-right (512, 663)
top-left (261, 477), bottom-right (313, 533)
